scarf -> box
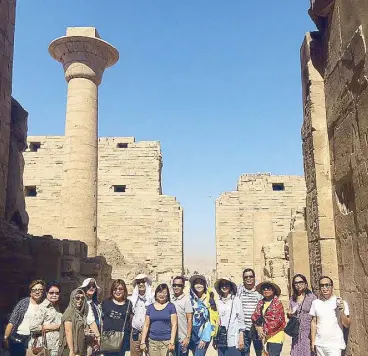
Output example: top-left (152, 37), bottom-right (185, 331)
top-left (251, 296), bottom-right (286, 338)
top-left (58, 288), bottom-right (88, 356)
top-left (190, 288), bottom-right (219, 343)
top-left (129, 283), bottom-right (154, 311)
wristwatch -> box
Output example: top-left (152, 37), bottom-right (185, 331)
top-left (4, 336), bottom-right (8, 341)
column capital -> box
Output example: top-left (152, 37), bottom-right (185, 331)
top-left (49, 27), bottom-right (119, 85)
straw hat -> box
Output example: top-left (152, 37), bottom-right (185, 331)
top-left (214, 277), bottom-right (237, 295)
top-left (189, 274), bottom-right (207, 287)
top-left (256, 280), bottom-right (281, 297)
top-left (132, 273), bottom-right (152, 287)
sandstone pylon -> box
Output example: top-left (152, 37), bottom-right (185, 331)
top-left (49, 27), bottom-right (119, 256)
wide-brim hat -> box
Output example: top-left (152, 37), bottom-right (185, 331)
top-left (189, 274), bottom-right (207, 287)
top-left (214, 277), bottom-right (237, 295)
top-left (132, 273), bottom-right (152, 287)
top-left (256, 280), bottom-right (281, 297)
top-left (79, 278), bottom-right (101, 293)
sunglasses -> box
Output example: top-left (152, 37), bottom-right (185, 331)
top-left (48, 291), bottom-right (60, 295)
top-left (75, 296), bottom-right (84, 301)
top-left (220, 283), bottom-right (231, 288)
top-left (319, 283), bottom-right (332, 288)
top-left (31, 288), bottom-right (44, 293)
top-left (87, 284), bottom-right (96, 290)
top-left (136, 279), bottom-right (145, 285)
top-left (261, 285), bottom-right (273, 291)
top-left (243, 275), bottom-right (255, 279)
top-left (172, 284), bottom-right (184, 288)
top-left (114, 287), bottom-right (125, 292)
top-left (294, 281), bottom-right (305, 286)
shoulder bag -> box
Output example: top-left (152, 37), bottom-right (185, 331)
top-left (100, 300), bottom-right (131, 353)
top-left (26, 330), bottom-right (50, 356)
top-left (284, 296), bottom-right (306, 338)
top-left (214, 297), bottom-right (234, 348)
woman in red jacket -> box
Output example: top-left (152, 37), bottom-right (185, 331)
top-left (251, 281), bottom-right (286, 356)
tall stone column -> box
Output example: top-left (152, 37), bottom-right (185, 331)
top-left (49, 27), bottom-right (118, 256)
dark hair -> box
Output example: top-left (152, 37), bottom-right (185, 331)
top-left (291, 274), bottom-right (312, 301)
top-left (109, 279), bottom-right (128, 301)
top-left (173, 276), bottom-right (185, 285)
top-left (154, 283), bottom-right (171, 303)
top-left (242, 268), bottom-right (255, 278)
top-left (319, 276), bottom-right (333, 286)
top-left (29, 280), bottom-right (46, 293)
top-left (191, 278), bottom-right (207, 296)
top-left (46, 281), bottom-right (61, 293)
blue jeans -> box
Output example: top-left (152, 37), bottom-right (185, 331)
top-left (218, 346), bottom-right (241, 356)
top-left (241, 330), bottom-right (263, 356)
top-left (176, 341), bottom-right (189, 356)
top-left (188, 340), bottom-right (210, 356)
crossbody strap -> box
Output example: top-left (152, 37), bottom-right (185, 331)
top-left (226, 298), bottom-right (234, 331)
top-left (121, 300), bottom-right (131, 332)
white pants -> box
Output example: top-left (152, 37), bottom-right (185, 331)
top-left (316, 346), bottom-right (342, 356)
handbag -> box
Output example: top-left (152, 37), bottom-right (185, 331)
top-left (215, 298), bottom-right (234, 348)
top-left (100, 300), bottom-right (131, 353)
top-left (284, 296), bottom-right (306, 338)
top-left (26, 331), bottom-right (50, 356)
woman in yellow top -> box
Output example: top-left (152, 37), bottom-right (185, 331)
top-left (251, 281), bottom-right (286, 356)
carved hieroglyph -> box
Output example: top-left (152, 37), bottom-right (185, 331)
top-left (216, 173), bottom-right (306, 284)
top-left (49, 28), bottom-right (119, 256)
top-left (302, 1), bottom-right (368, 353)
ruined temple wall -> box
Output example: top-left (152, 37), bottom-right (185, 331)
top-left (23, 136), bottom-right (63, 237)
top-left (23, 136), bottom-right (183, 285)
top-left (0, 0), bottom-right (16, 218)
top-left (97, 137), bottom-right (183, 283)
top-left (300, 32), bottom-right (339, 292)
top-left (303, 1), bottom-right (368, 353)
top-left (216, 174), bottom-right (306, 284)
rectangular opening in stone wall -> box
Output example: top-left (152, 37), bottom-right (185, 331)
top-left (25, 186), bottom-right (37, 197)
top-left (272, 183), bottom-right (285, 191)
top-left (29, 142), bottom-right (41, 152)
top-left (113, 185), bottom-right (126, 193)
top-left (220, 259), bottom-right (228, 263)
top-left (116, 143), bottom-right (128, 148)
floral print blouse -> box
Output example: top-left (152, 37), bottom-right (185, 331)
top-left (29, 299), bottom-right (62, 356)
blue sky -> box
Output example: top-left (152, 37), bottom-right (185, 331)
top-left (13, 1), bottom-right (315, 271)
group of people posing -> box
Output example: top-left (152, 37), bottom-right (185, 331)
top-left (3, 270), bottom-right (350, 356)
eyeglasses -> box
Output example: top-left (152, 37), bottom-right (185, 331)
top-left (243, 275), bottom-right (255, 279)
top-left (319, 283), bottom-right (332, 288)
top-left (294, 281), bottom-right (305, 286)
top-left (87, 284), bottom-right (96, 290)
top-left (74, 296), bottom-right (84, 301)
top-left (172, 284), bottom-right (184, 288)
top-left (114, 287), bottom-right (125, 292)
top-left (31, 288), bottom-right (44, 293)
top-left (48, 291), bottom-right (60, 295)
top-left (136, 279), bottom-right (145, 285)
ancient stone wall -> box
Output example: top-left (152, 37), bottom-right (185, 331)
top-left (0, 218), bottom-right (112, 332)
top-left (302, 1), bottom-right (368, 353)
top-left (23, 136), bottom-right (183, 285)
top-left (216, 173), bottom-right (306, 284)
top-left (0, 0), bottom-right (16, 218)
top-left (300, 31), bottom-right (339, 292)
